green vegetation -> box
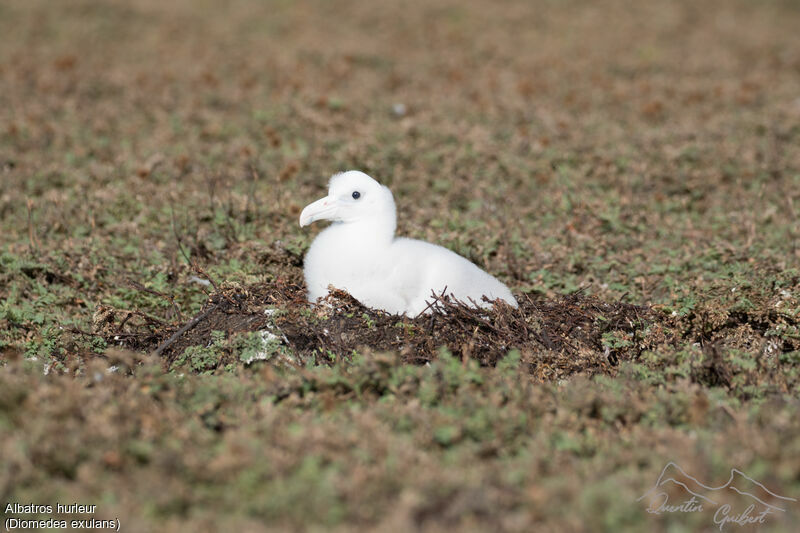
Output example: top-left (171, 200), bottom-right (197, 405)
top-left (1, 0), bottom-right (799, 531)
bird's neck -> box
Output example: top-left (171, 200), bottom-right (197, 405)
top-left (330, 215), bottom-right (396, 250)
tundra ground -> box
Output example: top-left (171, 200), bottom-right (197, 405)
top-left (1, 1), bottom-right (799, 531)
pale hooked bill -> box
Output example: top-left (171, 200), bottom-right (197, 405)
top-left (299, 170), bottom-right (518, 316)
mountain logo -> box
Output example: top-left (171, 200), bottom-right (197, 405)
top-left (638, 462), bottom-right (796, 530)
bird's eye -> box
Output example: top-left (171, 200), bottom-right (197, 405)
top-left (352, 191), bottom-right (361, 200)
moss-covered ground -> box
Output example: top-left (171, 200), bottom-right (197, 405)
top-left (1, 0), bottom-right (799, 531)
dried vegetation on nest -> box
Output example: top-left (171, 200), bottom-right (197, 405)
top-left (94, 272), bottom-right (660, 381)
top-left (90, 260), bottom-right (800, 397)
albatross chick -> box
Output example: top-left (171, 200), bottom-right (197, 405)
top-left (299, 171), bottom-right (518, 316)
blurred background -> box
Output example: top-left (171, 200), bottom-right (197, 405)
top-left (1, 0), bottom-right (797, 306)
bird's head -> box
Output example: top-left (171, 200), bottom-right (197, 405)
top-left (299, 171), bottom-right (396, 230)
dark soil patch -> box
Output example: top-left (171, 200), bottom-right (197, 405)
top-left (97, 271), bottom-right (659, 381)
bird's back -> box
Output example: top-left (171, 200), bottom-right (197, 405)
top-left (389, 238), bottom-right (517, 313)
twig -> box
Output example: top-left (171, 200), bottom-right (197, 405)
top-left (120, 309), bottom-right (166, 326)
top-left (127, 279), bottom-right (184, 322)
top-left (414, 286), bottom-right (449, 319)
top-left (26, 198), bottom-right (39, 253)
top-left (190, 262), bottom-right (238, 307)
top-left (247, 162), bottom-right (262, 223)
top-left (152, 305), bottom-right (218, 357)
top-left (539, 328), bottom-right (556, 351)
top-left (223, 183), bottom-right (238, 244)
top-left (170, 205), bottom-right (193, 266)
top-left (170, 203), bottom-right (235, 305)
top-left (189, 262), bottom-right (220, 294)
top-left (67, 327), bottom-right (104, 338)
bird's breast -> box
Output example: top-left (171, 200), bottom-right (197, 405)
top-left (305, 229), bottom-right (393, 292)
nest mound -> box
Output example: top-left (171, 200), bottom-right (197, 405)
top-left (95, 278), bottom-right (661, 381)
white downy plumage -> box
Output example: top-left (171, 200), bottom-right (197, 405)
top-left (299, 171), bottom-right (518, 316)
